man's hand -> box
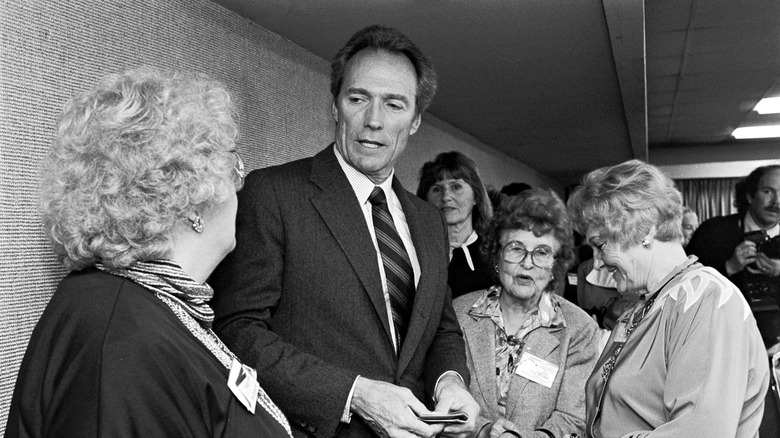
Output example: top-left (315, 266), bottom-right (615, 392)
top-left (351, 376), bottom-right (444, 438)
top-left (433, 374), bottom-right (480, 438)
top-left (489, 417), bottom-right (520, 438)
top-left (726, 241), bottom-right (757, 276)
top-left (748, 252), bottom-right (780, 276)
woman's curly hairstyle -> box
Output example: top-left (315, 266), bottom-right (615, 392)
top-left (416, 151), bottom-right (493, 236)
top-left (567, 159), bottom-right (683, 249)
top-left (41, 66), bottom-right (239, 270)
top-left (482, 187), bottom-right (575, 292)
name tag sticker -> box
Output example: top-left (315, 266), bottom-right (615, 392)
top-left (613, 321), bottom-right (629, 343)
top-left (514, 352), bottom-right (559, 388)
top-left (228, 358), bottom-right (259, 413)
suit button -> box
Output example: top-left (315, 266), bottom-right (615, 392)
top-left (299, 421), bottom-right (317, 434)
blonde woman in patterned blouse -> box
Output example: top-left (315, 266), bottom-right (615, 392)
top-left (567, 159), bottom-right (768, 438)
top-left (453, 187), bottom-right (600, 438)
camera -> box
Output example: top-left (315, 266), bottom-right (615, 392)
top-left (744, 231), bottom-right (780, 259)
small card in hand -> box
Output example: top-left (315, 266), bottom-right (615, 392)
top-left (417, 412), bottom-right (469, 424)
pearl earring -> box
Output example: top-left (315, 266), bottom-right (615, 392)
top-left (641, 238), bottom-right (651, 249)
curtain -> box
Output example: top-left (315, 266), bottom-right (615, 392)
top-left (674, 178), bottom-right (740, 223)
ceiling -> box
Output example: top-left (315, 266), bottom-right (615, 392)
top-left (210, 0), bottom-right (780, 186)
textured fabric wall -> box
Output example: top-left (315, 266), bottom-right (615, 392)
top-left (397, 116), bottom-right (562, 194)
top-left (0, 0), bottom-right (333, 430)
top-left (0, 0), bottom-right (559, 431)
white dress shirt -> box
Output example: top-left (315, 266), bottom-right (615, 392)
top-left (334, 147), bottom-right (421, 354)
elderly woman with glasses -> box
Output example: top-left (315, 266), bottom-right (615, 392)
top-left (453, 188), bottom-right (599, 438)
top-left (6, 67), bottom-right (291, 437)
top-left (567, 160), bottom-right (768, 438)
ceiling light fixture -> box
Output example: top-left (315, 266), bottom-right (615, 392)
top-left (754, 97), bottom-right (780, 114)
top-left (732, 125), bottom-right (780, 139)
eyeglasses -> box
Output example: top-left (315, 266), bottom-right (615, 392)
top-left (231, 151), bottom-right (245, 190)
top-left (501, 241), bottom-right (556, 268)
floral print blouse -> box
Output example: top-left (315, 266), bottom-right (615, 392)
top-left (467, 285), bottom-right (566, 415)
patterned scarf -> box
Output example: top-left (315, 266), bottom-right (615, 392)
top-left (97, 259), bottom-right (215, 327)
top-left (96, 260), bottom-right (292, 436)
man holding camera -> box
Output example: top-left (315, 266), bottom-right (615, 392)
top-left (688, 165), bottom-right (780, 436)
top-left (688, 165), bottom-right (780, 348)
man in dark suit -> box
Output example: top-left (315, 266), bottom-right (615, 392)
top-left (210, 25), bottom-right (479, 438)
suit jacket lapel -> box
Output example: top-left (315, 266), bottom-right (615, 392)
top-left (465, 312), bottom-right (501, 418)
top-left (506, 327), bottom-right (562, 417)
top-left (309, 146), bottom-right (395, 348)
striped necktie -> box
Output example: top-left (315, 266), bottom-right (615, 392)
top-left (369, 186), bottom-right (415, 350)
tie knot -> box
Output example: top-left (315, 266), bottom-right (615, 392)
top-left (369, 186), bottom-right (387, 206)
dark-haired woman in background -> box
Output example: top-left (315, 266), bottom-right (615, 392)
top-left (454, 188), bottom-right (599, 438)
top-left (6, 67), bottom-right (291, 437)
top-left (417, 151), bottom-right (494, 298)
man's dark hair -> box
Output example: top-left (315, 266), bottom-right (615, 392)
top-left (330, 24), bottom-right (438, 114)
top-left (734, 165), bottom-right (780, 216)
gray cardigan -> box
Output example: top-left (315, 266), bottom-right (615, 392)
top-left (453, 290), bottom-right (600, 438)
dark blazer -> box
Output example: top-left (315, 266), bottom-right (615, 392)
top-left (209, 145), bottom-right (468, 438)
top-left (453, 290), bottom-right (599, 438)
top-left (686, 213), bottom-right (743, 279)
top-left (6, 269), bottom-right (290, 438)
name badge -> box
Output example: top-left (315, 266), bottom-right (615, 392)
top-left (613, 321), bottom-right (629, 343)
top-left (514, 352), bottom-right (559, 388)
top-left (228, 358), bottom-right (259, 413)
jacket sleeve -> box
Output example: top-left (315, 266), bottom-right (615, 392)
top-left (209, 170), bottom-right (357, 438)
top-left (686, 217), bottom-right (736, 277)
top-left (521, 315), bottom-right (599, 438)
top-left (459, 315), bottom-right (495, 430)
top-left (423, 213), bottom-right (471, 398)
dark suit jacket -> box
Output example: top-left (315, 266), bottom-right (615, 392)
top-left (686, 213), bottom-right (744, 279)
top-left (209, 145), bottom-right (468, 438)
top-left (685, 213), bottom-right (776, 293)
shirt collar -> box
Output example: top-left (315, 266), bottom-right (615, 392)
top-left (459, 230), bottom-right (479, 248)
top-left (449, 231), bottom-right (479, 266)
top-left (334, 146), bottom-right (395, 205)
top-left (467, 285), bottom-right (566, 329)
top-left (744, 210), bottom-right (780, 237)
